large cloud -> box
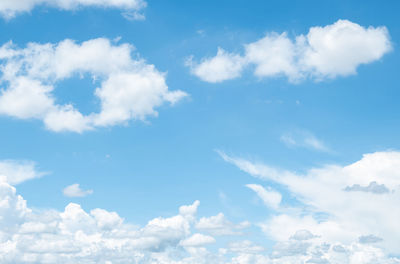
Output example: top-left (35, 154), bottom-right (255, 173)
top-left (218, 150), bottom-right (400, 256)
top-left (188, 20), bottom-right (392, 83)
top-left (0, 38), bottom-right (187, 133)
top-left (0, 0), bottom-right (146, 20)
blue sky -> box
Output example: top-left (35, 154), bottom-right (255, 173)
top-left (0, 0), bottom-right (399, 263)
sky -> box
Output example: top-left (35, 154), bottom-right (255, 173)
top-left (0, 0), bottom-right (400, 263)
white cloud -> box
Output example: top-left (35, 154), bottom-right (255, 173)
top-left (0, 38), bottom-right (187, 133)
top-left (245, 184), bottom-right (281, 209)
top-left (219, 150), bottom-right (400, 256)
top-left (186, 48), bottom-right (246, 83)
top-left (63, 183), bottom-right (93, 198)
top-left (189, 20), bottom-right (392, 83)
top-left (280, 131), bottom-right (330, 152)
top-left (0, 160), bottom-right (47, 185)
top-left (0, 0), bottom-right (146, 20)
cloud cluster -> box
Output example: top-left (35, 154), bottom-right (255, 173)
top-left (0, 0), bottom-right (147, 20)
top-left (188, 20), bottom-right (392, 83)
top-left (0, 38), bottom-right (187, 133)
top-left (218, 150), bottom-right (400, 257)
top-left (1, 155), bottom-right (400, 263)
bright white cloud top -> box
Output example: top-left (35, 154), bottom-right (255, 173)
top-left (0, 38), bottom-right (187, 133)
top-left (188, 20), bottom-right (392, 83)
top-left (0, 0), bottom-right (147, 20)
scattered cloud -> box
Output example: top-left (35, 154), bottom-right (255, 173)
top-left (0, 0), bottom-right (147, 20)
top-left (0, 38), bottom-right (187, 133)
top-left (280, 131), bottom-right (330, 152)
top-left (0, 160), bottom-right (47, 185)
top-left (188, 20), bottom-right (392, 83)
top-left (359, 234), bottom-right (383, 244)
top-left (63, 183), bottom-right (93, 198)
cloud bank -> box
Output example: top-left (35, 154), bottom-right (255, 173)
top-left (0, 38), bottom-right (187, 133)
top-left (0, 154), bottom-right (400, 263)
top-left (0, 0), bottom-right (147, 20)
top-left (188, 20), bottom-right (392, 83)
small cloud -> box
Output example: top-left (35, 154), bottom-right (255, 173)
top-left (280, 131), bottom-right (330, 152)
top-left (344, 181), bottom-right (390, 194)
top-left (63, 184), bottom-right (93, 198)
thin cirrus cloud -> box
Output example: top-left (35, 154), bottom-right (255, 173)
top-left (218, 150), bottom-right (400, 257)
top-left (0, 0), bottom-right (147, 20)
top-left (0, 160), bottom-right (47, 185)
top-left (0, 38), bottom-right (187, 133)
top-left (280, 131), bottom-right (330, 152)
top-left (187, 19), bottom-right (392, 83)
top-left (63, 183), bottom-right (93, 198)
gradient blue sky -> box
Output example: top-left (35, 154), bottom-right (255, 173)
top-left (0, 0), bottom-right (399, 263)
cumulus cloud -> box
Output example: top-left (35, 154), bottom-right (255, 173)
top-left (219, 150), bottom-right (400, 256)
top-left (188, 20), bottom-right (392, 83)
top-left (0, 38), bottom-right (187, 133)
top-left (0, 0), bottom-right (147, 20)
top-left (186, 48), bottom-right (246, 83)
top-left (63, 183), bottom-right (93, 197)
top-left (0, 160), bottom-right (47, 185)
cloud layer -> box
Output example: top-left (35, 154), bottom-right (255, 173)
top-left (0, 0), bottom-right (147, 20)
top-left (188, 20), bottom-right (392, 83)
top-left (0, 38), bottom-right (187, 133)
top-left (1, 153), bottom-right (400, 263)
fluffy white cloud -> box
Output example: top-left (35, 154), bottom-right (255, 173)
top-left (63, 183), bottom-right (93, 197)
top-left (0, 38), bottom-right (187, 133)
top-left (0, 160), bottom-right (47, 185)
top-left (245, 184), bottom-right (281, 209)
top-left (218, 150), bottom-right (400, 256)
top-left (0, 0), bottom-right (146, 20)
top-left (186, 48), bottom-right (246, 83)
top-left (188, 20), bottom-right (392, 83)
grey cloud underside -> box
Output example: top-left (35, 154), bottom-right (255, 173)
top-left (344, 181), bottom-right (390, 194)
